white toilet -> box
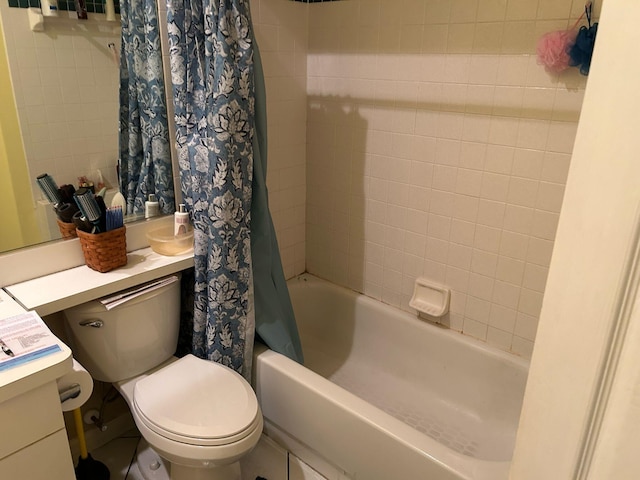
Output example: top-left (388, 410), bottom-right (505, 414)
top-left (64, 275), bottom-right (263, 480)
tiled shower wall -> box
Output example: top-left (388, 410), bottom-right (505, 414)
top-left (305, 0), bottom-right (592, 358)
top-left (251, 0), bottom-right (308, 278)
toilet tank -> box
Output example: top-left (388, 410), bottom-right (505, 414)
top-left (64, 275), bottom-right (181, 383)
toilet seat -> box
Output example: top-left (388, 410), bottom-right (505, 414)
top-left (133, 354), bottom-right (260, 447)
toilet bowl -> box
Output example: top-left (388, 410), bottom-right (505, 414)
top-left (64, 275), bottom-right (262, 480)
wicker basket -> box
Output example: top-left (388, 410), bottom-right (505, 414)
top-left (76, 226), bottom-right (127, 273)
top-left (56, 219), bottom-right (78, 239)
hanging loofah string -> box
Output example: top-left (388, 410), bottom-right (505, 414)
top-left (568, 3), bottom-right (598, 75)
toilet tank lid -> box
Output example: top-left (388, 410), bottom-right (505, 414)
top-left (133, 354), bottom-right (259, 441)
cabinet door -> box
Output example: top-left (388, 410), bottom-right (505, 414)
top-left (1, 430), bottom-right (75, 479)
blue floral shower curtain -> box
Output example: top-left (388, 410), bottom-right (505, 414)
top-left (119, 0), bottom-right (174, 215)
top-left (167, 0), bottom-right (303, 378)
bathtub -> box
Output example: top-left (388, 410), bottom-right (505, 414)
top-left (253, 274), bottom-right (529, 480)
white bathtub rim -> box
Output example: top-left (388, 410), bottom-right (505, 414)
top-left (254, 344), bottom-right (511, 480)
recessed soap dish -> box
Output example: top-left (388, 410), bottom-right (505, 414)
top-left (409, 277), bottom-right (450, 318)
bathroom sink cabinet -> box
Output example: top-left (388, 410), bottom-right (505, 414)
top-left (0, 379), bottom-right (75, 478)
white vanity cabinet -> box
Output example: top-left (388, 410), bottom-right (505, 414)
top-left (0, 291), bottom-right (75, 479)
top-left (0, 382), bottom-right (75, 479)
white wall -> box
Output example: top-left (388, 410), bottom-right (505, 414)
top-left (304, 0), bottom-right (592, 359)
top-left (511, 0), bottom-right (640, 476)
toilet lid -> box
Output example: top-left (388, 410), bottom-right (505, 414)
top-left (133, 355), bottom-right (259, 444)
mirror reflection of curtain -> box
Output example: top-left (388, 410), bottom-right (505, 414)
top-left (167, 0), bottom-right (303, 380)
top-left (118, 0), bottom-right (174, 215)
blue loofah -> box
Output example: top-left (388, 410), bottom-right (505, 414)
top-left (568, 23), bottom-right (598, 76)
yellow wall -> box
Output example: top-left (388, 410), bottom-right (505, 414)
top-left (0, 18), bottom-right (41, 252)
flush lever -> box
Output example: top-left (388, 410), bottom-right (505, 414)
top-left (79, 319), bottom-right (104, 328)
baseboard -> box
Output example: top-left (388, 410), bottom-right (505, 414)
top-left (68, 411), bottom-right (137, 461)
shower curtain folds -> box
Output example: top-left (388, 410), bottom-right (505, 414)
top-left (167, 0), bottom-right (303, 379)
top-left (119, 0), bottom-right (175, 216)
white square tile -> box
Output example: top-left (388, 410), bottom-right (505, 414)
top-left (446, 266), bottom-right (471, 293)
top-left (507, 176), bottom-right (539, 207)
top-left (535, 181), bottom-right (565, 213)
top-left (516, 118), bottom-right (550, 150)
top-left (430, 190), bottom-right (455, 216)
top-left (404, 231), bottom-right (427, 257)
top-left (410, 161), bottom-right (434, 188)
top-left (407, 186), bottom-right (431, 211)
top-left (462, 114), bottom-right (491, 143)
top-left (511, 335), bottom-right (534, 358)
top-left (459, 141), bottom-right (487, 170)
top-left (471, 249), bottom-right (498, 277)
top-left (492, 280), bottom-right (521, 310)
top-left (523, 262), bottom-right (549, 292)
top-left (450, 219), bottom-right (476, 247)
top-left (448, 243), bottom-right (474, 270)
top-left (435, 138), bottom-right (462, 166)
top-left (531, 209), bottom-right (560, 240)
top-left (503, 204), bottom-right (534, 234)
top-left (426, 235), bottom-right (450, 263)
top-left (432, 164), bottom-right (458, 191)
top-left (463, 315), bottom-right (489, 340)
top-left (546, 121), bottom-right (579, 154)
top-left (518, 287), bottom-right (544, 317)
top-left (484, 144), bottom-right (515, 174)
top-left (427, 213), bottom-right (452, 239)
top-left (423, 259), bottom-right (447, 283)
top-left (469, 55), bottom-right (500, 85)
top-left (489, 303), bottom-right (518, 332)
top-left (449, 290), bottom-right (468, 315)
top-left (496, 255), bottom-right (525, 284)
top-left (452, 194), bottom-right (480, 222)
top-left (477, 199), bottom-right (506, 228)
top-left (474, 225), bottom-right (502, 253)
top-left (465, 296), bottom-right (491, 324)
top-left (405, 208), bottom-right (429, 235)
top-left (480, 172), bottom-right (510, 202)
top-left (512, 147), bottom-right (544, 179)
top-left (468, 272), bottom-right (494, 301)
top-left (414, 110), bottom-right (440, 138)
top-left (492, 86), bottom-right (524, 116)
top-left (441, 83), bottom-right (468, 113)
top-left (486, 326), bottom-right (513, 350)
top-left (514, 312), bottom-right (539, 342)
top-left (541, 152), bottom-right (571, 183)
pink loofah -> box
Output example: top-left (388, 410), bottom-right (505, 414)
top-left (536, 29), bottom-right (578, 73)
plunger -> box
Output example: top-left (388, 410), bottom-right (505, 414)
top-left (73, 407), bottom-right (110, 480)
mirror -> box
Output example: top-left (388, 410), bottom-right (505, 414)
top-left (0, 2), bottom-right (175, 254)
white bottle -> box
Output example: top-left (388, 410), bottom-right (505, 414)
top-left (174, 204), bottom-right (190, 235)
top-left (145, 194), bottom-right (159, 219)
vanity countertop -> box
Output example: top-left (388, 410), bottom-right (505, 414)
top-left (0, 292), bottom-right (73, 403)
top-left (4, 247), bottom-right (194, 317)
